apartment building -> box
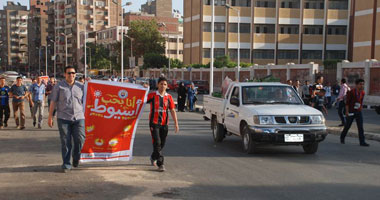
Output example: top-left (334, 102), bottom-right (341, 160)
top-left (350, 0), bottom-right (380, 61)
top-left (184, 0), bottom-right (350, 65)
top-left (54, 0), bottom-right (121, 73)
top-left (125, 12), bottom-right (184, 62)
top-left (0, 2), bottom-right (29, 72)
top-left (141, 0), bottom-right (173, 18)
top-left (28, 0), bottom-right (50, 74)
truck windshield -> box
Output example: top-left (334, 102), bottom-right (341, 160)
top-left (242, 86), bottom-right (303, 105)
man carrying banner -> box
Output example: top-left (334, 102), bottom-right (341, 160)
top-left (48, 66), bottom-right (85, 173)
top-left (146, 77), bottom-right (179, 172)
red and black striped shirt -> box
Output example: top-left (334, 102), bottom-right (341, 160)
top-left (147, 91), bottom-right (175, 126)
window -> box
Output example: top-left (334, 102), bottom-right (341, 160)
top-left (255, 24), bottom-right (275, 34)
top-left (280, 0), bottom-right (300, 8)
top-left (278, 50), bottom-right (298, 59)
top-left (179, 50), bottom-right (183, 54)
top-left (215, 22), bottom-right (225, 32)
top-left (305, 0), bottom-right (324, 9)
top-left (328, 0), bottom-right (348, 10)
top-left (302, 50), bottom-right (322, 59)
top-left (325, 50), bottom-right (346, 60)
top-left (231, 0), bottom-right (251, 7)
top-left (203, 48), bottom-right (211, 58)
top-left (214, 48), bottom-right (225, 57)
top-left (229, 49), bottom-right (238, 59)
top-left (231, 87), bottom-right (239, 100)
top-left (104, 11), bottom-right (108, 16)
top-left (205, 0), bottom-right (226, 6)
top-left (95, 1), bottom-right (105, 7)
top-left (203, 22), bottom-right (211, 32)
top-left (104, 21), bottom-right (108, 25)
top-left (327, 26), bottom-right (346, 35)
top-left (252, 50), bottom-right (274, 59)
top-left (229, 23), bottom-right (250, 33)
top-left (240, 49), bottom-right (250, 59)
top-left (255, 0), bottom-right (276, 8)
top-left (169, 50), bottom-right (177, 54)
top-left (304, 25), bottom-right (323, 35)
top-left (279, 25), bottom-right (299, 34)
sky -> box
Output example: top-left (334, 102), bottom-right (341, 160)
top-left (1, 0), bottom-right (184, 15)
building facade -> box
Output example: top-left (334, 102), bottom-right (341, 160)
top-left (53, 0), bottom-right (121, 74)
top-left (28, 0), bottom-right (50, 75)
top-left (184, 0), bottom-right (350, 66)
top-left (141, 0), bottom-right (173, 18)
top-left (0, 2), bottom-right (29, 72)
top-left (350, 0), bottom-right (380, 61)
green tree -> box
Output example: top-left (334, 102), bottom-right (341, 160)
top-left (170, 58), bottom-right (185, 69)
top-left (143, 53), bottom-right (168, 69)
top-left (81, 43), bottom-right (112, 70)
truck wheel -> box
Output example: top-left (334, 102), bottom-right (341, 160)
top-left (303, 143), bottom-right (319, 154)
top-left (212, 118), bottom-right (225, 142)
top-left (242, 125), bottom-right (256, 154)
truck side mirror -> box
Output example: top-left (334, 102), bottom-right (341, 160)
top-left (230, 97), bottom-right (240, 107)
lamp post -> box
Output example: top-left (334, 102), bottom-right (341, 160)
top-left (45, 45), bottom-right (48, 76)
top-left (119, 2), bottom-right (132, 82)
top-left (210, 0), bottom-right (215, 95)
top-left (225, 3), bottom-right (240, 82)
top-left (158, 22), bottom-right (170, 79)
top-left (59, 33), bottom-right (71, 67)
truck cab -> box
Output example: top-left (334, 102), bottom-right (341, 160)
top-left (204, 82), bottom-right (327, 154)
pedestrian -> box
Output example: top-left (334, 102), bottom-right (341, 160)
top-left (9, 77), bottom-right (29, 130)
top-left (287, 80), bottom-right (293, 86)
top-left (177, 82), bottom-right (187, 112)
top-left (132, 76), bottom-right (137, 84)
top-left (340, 79), bottom-right (369, 147)
top-left (187, 83), bottom-right (196, 112)
top-left (293, 80), bottom-right (301, 96)
top-left (312, 89), bottom-right (328, 116)
top-left (28, 78), bottom-right (37, 118)
top-left (78, 76), bottom-right (85, 84)
top-left (29, 76), bottom-right (46, 129)
top-left (0, 77), bottom-right (10, 129)
top-left (146, 77), bottom-right (179, 172)
top-left (301, 80), bottom-right (311, 105)
top-left (312, 76), bottom-right (324, 98)
top-left (48, 66), bottom-right (85, 173)
top-left (324, 82), bottom-right (332, 109)
top-left (332, 81), bottom-right (340, 108)
top-left (45, 76), bottom-right (57, 117)
top-left (149, 75), bottom-right (156, 90)
top-left (337, 78), bottom-right (350, 126)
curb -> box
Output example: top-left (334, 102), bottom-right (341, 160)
top-left (327, 127), bottom-right (380, 143)
top-left (174, 102), bottom-right (379, 143)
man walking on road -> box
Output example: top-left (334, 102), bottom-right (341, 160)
top-left (9, 77), bottom-right (28, 130)
top-left (340, 79), bottom-right (369, 147)
top-left (337, 78), bottom-right (350, 126)
top-left (0, 77), bottom-right (10, 129)
top-left (146, 77), bottom-right (179, 172)
top-left (48, 66), bottom-right (85, 173)
top-left (29, 76), bottom-right (46, 129)
top-left (46, 77), bottom-right (57, 117)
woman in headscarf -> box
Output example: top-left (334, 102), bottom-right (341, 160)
top-left (177, 82), bottom-right (187, 112)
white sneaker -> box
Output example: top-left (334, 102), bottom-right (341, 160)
top-left (158, 165), bottom-right (166, 172)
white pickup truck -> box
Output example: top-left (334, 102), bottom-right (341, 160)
top-left (203, 82), bottom-right (327, 154)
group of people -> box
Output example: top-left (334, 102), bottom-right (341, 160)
top-left (287, 76), bottom-right (369, 147)
top-left (0, 75), bottom-right (57, 130)
top-left (177, 82), bottom-right (197, 112)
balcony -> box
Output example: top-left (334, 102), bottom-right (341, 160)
top-left (278, 34), bottom-right (299, 43)
top-left (254, 7), bottom-right (276, 18)
top-left (203, 5), bottom-right (227, 16)
top-left (254, 33), bottom-right (275, 43)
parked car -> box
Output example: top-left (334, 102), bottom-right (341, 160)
top-left (203, 82), bottom-right (327, 154)
top-left (167, 79), bottom-right (179, 91)
top-left (193, 80), bottom-right (209, 94)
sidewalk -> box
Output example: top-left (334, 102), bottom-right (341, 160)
top-left (170, 92), bottom-right (380, 142)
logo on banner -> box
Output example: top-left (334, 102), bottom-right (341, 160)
top-left (118, 90), bottom-right (128, 99)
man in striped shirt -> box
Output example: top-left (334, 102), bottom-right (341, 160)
top-left (147, 77), bottom-right (179, 172)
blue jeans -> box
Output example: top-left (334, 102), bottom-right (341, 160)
top-left (188, 97), bottom-right (194, 111)
top-left (340, 111), bottom-right (365, 144)
top-left (57, 119), bottom-right (85, 169)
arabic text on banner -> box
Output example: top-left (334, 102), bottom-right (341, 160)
top-left (80, 80), bottom-right (148, 162)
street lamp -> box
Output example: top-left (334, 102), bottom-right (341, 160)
top-left (77, 22), bottom-right (87, 78)
top-left (225, 3), bottom-right (240, 82)
top-left (49, 39), bottom-right (56, 78)
top-left (158, 22), bottom-right (170, 79)
top-left (119, 1), bottom-right (132, 82)
top-left (60, 32), bottom-right (72, 67)
top-left (210, 0), bottom-right (215, 95)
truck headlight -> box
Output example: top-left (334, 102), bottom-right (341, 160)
top-left (258, 116), bottom-right (274, 125)
top-left (310, 115), bottom-right (324, 124)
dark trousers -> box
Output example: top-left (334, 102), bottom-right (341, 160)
top-left (150, 125), bottom-right (168, 166)
top-left (340, 111), bottom-right (366, 144)
top-left (338, 101), bottom-right (346, 125)
top-left (0, 105), bottom-right (10, 126)
top-left (178, 96), bottom-right (186, 111)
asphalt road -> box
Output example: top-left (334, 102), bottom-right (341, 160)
top-left (0, 105), bottom-right (380, 200)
